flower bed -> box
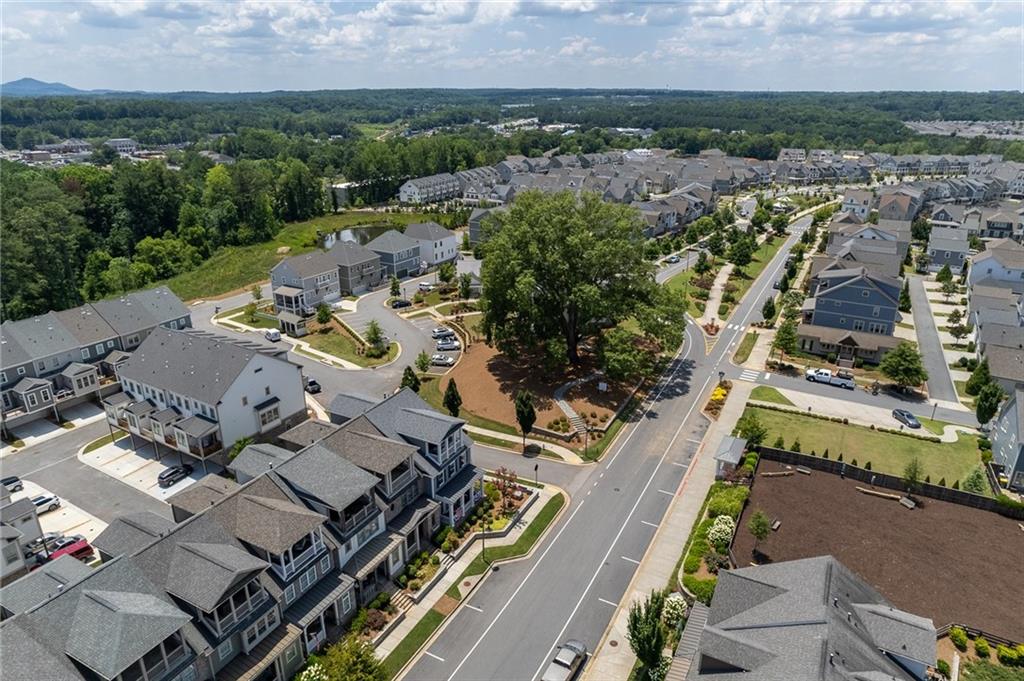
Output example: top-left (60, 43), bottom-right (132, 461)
top-left (350, 591), bottom-right (399, 641)
top-left (434, 475), bottom-right (527, 554)
top-left (397, 551), bottom-right (441, 593)
top-left (678, 483), bottom-right (749, 604)
top-left (703, 380), bottom-right (733, 418)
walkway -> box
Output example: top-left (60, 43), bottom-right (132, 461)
top-left (698, 263), bottom-right (734, 327)
top-left (907, 275), bottom-right (958, 403)
top-left (464, 425), bottom-right (585, 465)
top-left (585, 381), bottom-right (753, 681)
top-left (211, 313), bottom-right (363, 370)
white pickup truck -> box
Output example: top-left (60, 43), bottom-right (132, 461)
top-left (805, 368), bottom-right (856, 390)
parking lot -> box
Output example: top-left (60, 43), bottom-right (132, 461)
top-left (79, 435), bottom-right (223, 501)
top-left (10, 480), bottom-right (108, 546)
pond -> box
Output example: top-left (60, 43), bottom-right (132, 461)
top-left (322, 223), bottom-right (399, 247)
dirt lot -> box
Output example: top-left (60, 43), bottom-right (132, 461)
top-left (448, 343), bottom-right (631, 431)
top-left (733, 461), bottom-right (1024, 642)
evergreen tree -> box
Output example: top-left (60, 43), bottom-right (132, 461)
top-left (443, 379), bottom-right (463, 417)
top-left (761, 297), bottom-right (776, 321)
top-left (401, 366), bottom-right (421, 393)
top-left (898, 280), bottom-right (912, 313)
top-left (976, 382), bottom-right (1005, 425)
top-left (965, 358), bottom-right (991, 396)
top-left (514, 390), bottom-right (536, 448)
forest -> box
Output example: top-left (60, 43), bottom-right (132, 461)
top-left (3, 88), bottom-right (1023, 321)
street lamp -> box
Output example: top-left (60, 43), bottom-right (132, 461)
top-left (931, 402), bottom-right (938, 420)
top-left (718, 370), bottom-right (725, 385)
top-left (534, 463), bottom-right (539, 488)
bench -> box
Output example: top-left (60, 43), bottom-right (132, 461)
top-left (796, 466), bottom-right (812, 475)
top-left (761, 471), bottom-right (794, 478)
top-left (899, 497), bottom-right (917, 510)
top-left (771, 520), bottom-right (781, 531)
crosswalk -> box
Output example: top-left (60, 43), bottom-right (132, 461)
top-left (739, 369), bottom-right (765, 382)
top-left (724, 323), bottom-right (747, 331)
top-left (409, 317), bottom-right (437, 331)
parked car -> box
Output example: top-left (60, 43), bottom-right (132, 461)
top-left (431, 327), bottom-right (454, 339)
top-left (541, 640), bottom-right (588, 681)
top-left (46, 538), bottom-right (94, 564)
top-left (418, 282), bottom-right (434, 292)
top-left (1, 476), bottom-right (23, 492)
top-left (49, 535), bottom-right (85, 553)
top-left (157, 464), bottom-right (194, 489)
top-left (892, 409), bottom-right (921, 429)
top-left (437, 339), bottom-right (461, 352)
top-left (773, 279), bottom-right (784, 290)
top-left (264, 329), bottom-right (282, 342)
top-left (666, 254), bottom-right (681, 264)
top-left (431, 354), bottom-right (456, 367)
top-left (391, 298), bottom-right (412, 309)
top-left (804, 368), bottom-right (855, 390)
top-left (304, 378), bottom-right (322, 394)
top-left (31, 494), bottom-right (61, 514)
top-left (27, 532), bottom-right (64, 554)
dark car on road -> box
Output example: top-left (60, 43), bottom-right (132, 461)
top-left (158, 464), bottom-right (194, 488)
top-left (1, 476), bottom-right (23, 492)
top-left (892, 409), bottom-right (921, 429)
top-left (541, 640), bottom-right (588, 681)
top-left (391, 298), bottom-right (412, 309)
top-left (304, 378), bottom-right (322, 394)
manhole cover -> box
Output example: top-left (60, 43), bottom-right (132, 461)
top-left (609, 640), bottom-right (618, 647)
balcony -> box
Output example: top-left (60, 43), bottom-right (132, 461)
top-left (390, 468), bottom-right (415, 492)
top-left (340, 505), bottom-right (378, 535)
top-left (187, 439), bottom-right (222, 457)
top-left (203, 590), bottom-right (268, 637)
top-left (275, 535), bottom-right (326, 580)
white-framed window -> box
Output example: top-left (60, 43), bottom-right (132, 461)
top-left (81, 348), bottom-right (90, 360)
top-left (341, 589), bottom-right (353, 613)
top-left (27, 393), bottom-right (38, 408)
top-left (853, 319), bottom-right (864, 331)
top-left (107, 340), bottom-right (115, 348)
top-left (127, 334), bottom-right (140, 346)
top-left (299, 568), bottom-right (316, 591)
top-left (259, 406), bottom-right (280, 427)
top-left (36, 361), bottom-right (45, 372)
top-left (96, 343), bottom-right (105, 355)
top-left (861, 290), bottom-right (870, 298)
top-left (217, 639), bottom-right (234, 662)
top-left (319, 554), bottom-right (331, 574)
top-left (0, 372), bottom-right (6, 384)
top-left (17, 367), bottom-right (25, 376)
top-left (285, 646), bottom-right (297, 663)
top-left (284, 584), bottom-right (296, 604)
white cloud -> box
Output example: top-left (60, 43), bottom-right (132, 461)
top-left (558, 35), bottom-right (602, 57)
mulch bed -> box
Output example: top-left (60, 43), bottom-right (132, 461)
top-left (733, 461), bottom-right (1024, 642)
top-left (433, 595), bottom-right (459, 616)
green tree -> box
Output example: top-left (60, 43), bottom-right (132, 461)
top-left (443, 379), bottom-right (463, 417)
top-left (935, 263), bottom-right (953, 283)
top-left (251, 284), bottom-right (263, 304)
top-left (728, 236), bottom-right (755, 273)
top-left (879, 342), bottom-right (929, 390)
top-left (626, 590), bottom-right (666, 674)
top-left (81, 249), bottom-right (113, 301)
top-left (911, 217), bottom-right (932, 242)
top-left (750, 206), bottom-right (771, 232)
top-left (101, 257), bottom-right (156, 295)
top-left (770, 213), bottom-right (789, 234)
top-left (599, 327), bottom-right (655, 380)
top-left (761, 297), bottom-right (776, 321)
top-left (243, 301), bottom-right (258, 323)
top-left (459, 272), bottom-right (473, 300)
top-left (315, 635), bottom-right (387, 681)
top-left (771, 317), bottom-right (798, 358)
top-left (438, 261), bottom-right (456, 285)
top-left (390, 276), bottom-right (401, 298)
top-left (275, 158), bottom-right (325, 222)
top-left (737, 411), bottom-right (768, 446)
top-left (976, 382), bottom-right (1005, 425)
top-left (706, 230), bottom-right (726, 259)
top-left (514, 389), bottom-right (536, 448)
top-left (229, 436), bottom-right (253, 461)
top-left (365, 319), bottom-right (385, 350)
top-left (316, 304), bottom-right (332, 325)
top-left (415, 350), bottom-right (431, 373)
top-left (133, 235), bottom-right (200, 279)
top-left (480, 190), bottom-right (683, 364)
top-left (962, 465), bottom-right (988, 495)
top-left (401, 366), bottom-right (421, 393)
top-left (903, 457), bottom-right (923, 493)
top-left (898, 280), bottom-right (912, 313)
top-left (693, 250), bottom-right (712, 275)
top-left (965, 358), bottom-right (991, 396)
top-left (940, 278), bottom-right (958, 301)
top-left (747, 510), bottom-right (770, 553)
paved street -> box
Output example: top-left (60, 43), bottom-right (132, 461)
top-left (402, 225), bottom-right (805, 681)
top-left (907, 275), bottom-right (959, 403)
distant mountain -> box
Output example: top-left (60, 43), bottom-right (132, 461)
top-left (2, 77), bottom-right (87, 96)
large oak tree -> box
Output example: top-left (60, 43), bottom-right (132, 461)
top-left (480, 190), bottom-right (685, 364)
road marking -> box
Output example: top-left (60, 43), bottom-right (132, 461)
top-left (657, 489), bottom-right (674, 496)
top-left (443, 498), bottom-right (588, 681)
top-left (764, 373), bottom-right (771, 381)
top-left (686, 438), bottom-right (702, 445)
top-left (593, 481), bottom-right (599, 487)
top-left (641, 520), bottom-right (659, 528)
top-left (598, 598), bottom-right (618, 607)
top-left (599, 472), bottom-right (604, 478)
top-left (464, 604), bottom-right (483, 613)
top-left (670, 461), bottom-right (687, 467)
top-left (587, 490), bottom-right (591, 496)
top-left (621, 556), bottom-right (641, 565)
top-left (425, 651), bottom-right (446, 662)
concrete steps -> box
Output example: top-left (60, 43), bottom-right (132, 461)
top-left (391, 589), bottom-right (414, 612)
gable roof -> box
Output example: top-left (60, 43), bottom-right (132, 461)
top-left (92, 511), bottom-right (176, 558)
top-left (273, 250), bottom-right (337, 279)
top-left (210, 486), bottom-right (327, 556)
top-left (366, 229), bottom-right (419, 254)
top-left (165, 542), bottom-right (268, 611)
top-left (89, 286), bottom-right (189, 337)
top-left (166, 476), bottom-right (241, 517)
top-left (974, 238), bottom-right (1024, 270)
top-left (405, 221), bottom-right (454, 241)
top-left (275, 444), bottom-right (380, 512)
top-left (328, 239), bottom-right (380, 267)
top-left (229, 442), bottom-right (297, 480)
top-left (0, 556), bottom-right (92, 617)
top-left (320, 422), bottom-right (418, 476)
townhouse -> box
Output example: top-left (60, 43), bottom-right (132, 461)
top-left (366, 230), bottom-right (422, 279)
top-left (967, 238), bottom-right (1024, 293)
top-left (992, 389), bottom-right (1024, 492)
top-left (0, 489), bottom-right (42, 586)
top-left (103, 329), bottom-right (306, 472)
top-left (404, 222), bottom-right (459, 267)
top-left (925, 226), bottom-right (970, 274)
top-left (841, 189), bottom-right (874, 220)
top-left (397, 173), bottom-right (460, 204)
top-left (270, 250), bottom-right (341, 328)
top-left (797, 267), bottom-right (903, 364)
top-left (1, 287), bottom-right (191, 432)
top-left (468, 206), bottom-right (507, 245)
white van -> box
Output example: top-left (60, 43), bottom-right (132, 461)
top-left (264, 329), bottom-right (282, 342)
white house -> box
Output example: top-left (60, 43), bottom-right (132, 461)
top-left (841, 189), bottom-right (874, 220)
top-left (107, 328), bottom-right (306, 471)
top-left (404, 221), bottom-right (459, 266)
top-left (397, 173), bottom-right (460, 204)
top-left (968, 238), bottom-right (1024, 293)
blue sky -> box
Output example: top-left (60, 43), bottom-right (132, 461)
top-left (2, 1), bottom-right (1021, 92)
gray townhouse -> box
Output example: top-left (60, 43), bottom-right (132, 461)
top-left (671, 556), bottom-right (934, 680)
top-left (103, 328), bottom-right (307, 472)
top-left (816, 238), bottom-right (903, 279)
top-left (270, 250), bottom-right (341, 336)
top-left (468, 206), bottom-right (507, 245)
top-left (329, 240), bottom-right (384, 296)
top-left (929, 204), bottom-right (967, 231)
top-left (397, 173), bottom-right (460, 204)
top-left (797, 266), bottom-right (903, 364)
top-left (992, 389), bottom-right (1024, 492)
top-left (0, 490), bottom-right (42, 586)
top-left (979, 209), bottom-right (1022, 240)
top-left (366, 230), bottom-right (421, 279)
top-left (1, 287), bottom-right (191, 433)
top-left (926, 226), bottom-right (970, 274)
top-left (841, 188), bottom-right (874, 220)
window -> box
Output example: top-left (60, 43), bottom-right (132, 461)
top-left (17, 367), bottom-right (25, 376)
top-left (839, 317), bottom-right (846, 325)
top-left (217, 639), bottom-right (234, 662)
top-left (36, 361), bottom-right (46, 372)
top-left (872, 306), bottom-right (880, 317)
top-left (0, 372), bottom-right (6, 384)
top-left (27, 393), bottom-right (38, 408)
top-left (861, 290), bottom-right (870, 298)
top-left (285, 647), bottom-right (297, 663)
top-left (259, 406), bottom-right (280, 427)
top-left (107, 340), bottom-right (115, 348)
top-left (319, 554), bottom-right (331, 574)
top-left (128, 334), bottom-right (140, 346)
top-left (852, 320), bottom-right (864, 331)
top-left (265, 386), bottom-right (270, 395)
top-left (284, 584), bottom-right (296, 604)
top-left (341, 590), bottom-right (353, 614)
top-left (242, 396), bottom-right (248, 407)
top-left (81, 348), bottom-right (90, 360)
top-left (299, 568), bottom-right (316, 591)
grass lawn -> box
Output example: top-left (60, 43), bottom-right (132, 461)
top-left (955, 380), bottom-right (977, 408)
top-left (354, 121), bottom-right (399, 138)
top-left (436, 301), bottom-right (477, 315)
top-left (447, 493), bottom-right (566, 600)
top-left (943, 342), bottom-right (972, 351)
top-left (381, 609), bottom-right (444, 679)
top-left (916, 416), bottom-right (953, 437)
top-left (161, 211), bottom-right (440, 301)
top-left (83, 431), bottom-right (128, 454)
top-left (230, 312), bottom-right (278, 329)
top-left (959, 661), bottom-right (1024, 681)
top-left (897, 321), bottom-right (915, 329)
top-left (406, 309), bottom-right (433, 319)
top-left (304, 328), bottom-right (397, 367)
top-left (724, 236), bottom-right (787, 314)
top-left (745, 406), bottom-right (983, 485)
top-left (749, 386), bottom-right (793, 405)
top-left (420, 376), bottom-right (519, 436)
top-left (664, 266), bottom-right (709, 315)
top-left (733, 331), bottom-right (759, 364)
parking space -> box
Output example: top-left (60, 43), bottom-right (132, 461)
top-left (1, 402), bottom-right (106, 457)
top-left (79, 436), bottom-right (223, 501)
top-left (11, 480), bottom-right (108, 544)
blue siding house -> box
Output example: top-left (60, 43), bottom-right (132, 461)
top-left (366, 230), bottom-right (421, 279)
top-left (992, 389), bottom-right (1024, 492)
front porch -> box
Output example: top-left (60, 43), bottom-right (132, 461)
top-left (217, 622), bottom-right (302, 681)
top-left (285, 570), bottom-right (356, 657)
top-left (436, 466), bottom-right (485, 527)
top-left (276, 310), bottom-right (308, 338)
top-left (344, 531), bottom-right (405, 606)
top-left (390, 496), bottom-right (440, 559)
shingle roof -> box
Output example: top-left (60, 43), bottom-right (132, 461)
top-left (52, 306), bottom-right (117, 346)
top-left (405, 221), bottom-right (454, 241)
top-left (327, 392), bottom-right (379, 421)
top-left (211, 491), bottom-right (327, 555)
top-left (329, 239), bottom-right (380, 266)
top-left (366, 229), bottom-right (419, 254)
top-left (273, 250), bottom-right (337, 279)
top-left (278, 419), bottom-right (340, 449)
top-left (229, 443), bottom-right (297, 480)
top-left (361, 388), bottom-right (465, 444)
top-left (320, 423), bottom-right (417, 476)
top-left (165, 542), bottom-right (268, 611)
top-left (276, 443), bottom-right (379, 512)
top-left (974, 238), bottom-right (1024, 270)
top-left (166, 476), bottom-right (240, 516)
top-left (1, 313), bottom-right (79, 364)
top-left (984, 345), bottom-right (1024, 383)
top-left (92, 511), bottom-right (175, 558)
top-left (0, 556), bottom-right (92, 617)
top-left (89, 286), bottom-right (189, 337)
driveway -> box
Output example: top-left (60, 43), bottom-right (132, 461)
top-left (80, 436), bottom-right (224, 501)
top-left (11, 480), bottom-right (108, 545)
top-left (907, 275), bottom-right (959, 403)
top-left (1, 403), bottom-right (106, 456)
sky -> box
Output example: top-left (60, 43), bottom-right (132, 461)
top-left (2, 0), bottom-right (1022, 92)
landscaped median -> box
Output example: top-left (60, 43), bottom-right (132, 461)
top-left (380, 491), bottom-right (567, 679)
top-left (674, 482), bottom-right (751, 604)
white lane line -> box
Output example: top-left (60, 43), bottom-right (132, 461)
top-left (599, 472), bottom-right (605, 478)
top-left (686, 438), bottom-right (702, 445)
top-left (764, 373), bottom-right (771, 381)
top-left (464, 604), bottom-right (483, 613)
top-left (657, 489), bottom-right (674, 496)
top-left (598, 598), bottom-right (618, 607)
top-left (670, 461), bottom-right (687, 468)
top-left (641, 520), bottom-right (659, 528)
top-left (444, 498), bottom-right (587, 681)
top-left (621, 556), bottom-right (641, 565)
top-left (425, 651), bottom-right (446, 662)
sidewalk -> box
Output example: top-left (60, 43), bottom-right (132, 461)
top-left (697, 263), bottom-right (734, 327)
top-left (585, 381), bottom-right (753, 681)
top-left (375, 485), bottom-right (562, 658)
top-left (464, 425), bottom-right (586, 465)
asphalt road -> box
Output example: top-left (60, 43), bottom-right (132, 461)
top-left (906, 275), bottom-right (959, 403)
top-left (402, 223), bottom-right (809, 681)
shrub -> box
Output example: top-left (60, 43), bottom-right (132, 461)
top-left (707, 515), bottom-right (736, 552)
top-left (837, 453), bottom-right (843, 462)
top-left (791, 438), bottom-right (801, 452)
top-left (952, 480), bottom-right (960, 490)
top-left (974, 636), bottom-right (990, 658)
top-left (850, 458), bottom-right (858, 466)
top-left (368, 592), bottom-right (391, 611)
top-left (949, 626), bottom-right (968, 651)
top-left (430, 554), bottom-right (440, 566)
top-left (408, 579), bottom-right (422, 591)
top-left (366, 609), bottom-right (388, 631)
top-left (773, 435), bottom-right (785, 448)
top-left (352, 609), bottom-right (369, 634)
top-left (441, 539), bottom-right (452, 553)
top-left (936, 659), bottom-right (951, 678)
top-left (662, 594), bottom-right (688, 628)
top-left (706, 486), bottom-right (750, 519)
top-left (397, 574), bottom-right (408, 588)
top-left (864, 461), bottom-right (871, 470)
top-left (433, 526), bottom-right (452, 545)
top-left (822, 450), bottom-right (829, 459)
top-left (703, 550), bottom-right (730, 574)
top-left (718, 302), bottom-right (729, 317)
top-left (996, 644), bottom-right (1020, 666)
top-left (682, 575), bottom-right (716, 605)
top-left (967, 341), bottom-right (976, 352)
